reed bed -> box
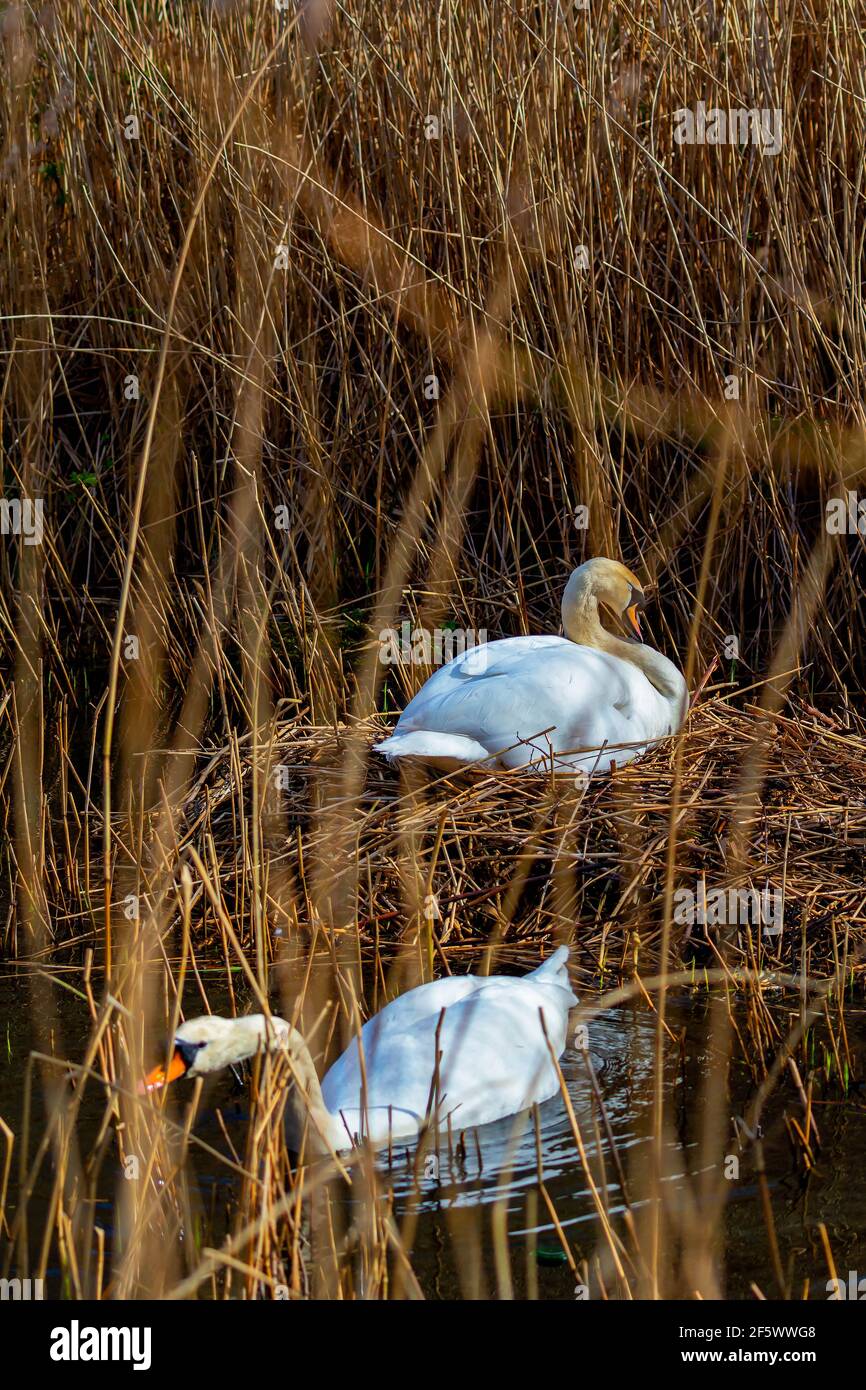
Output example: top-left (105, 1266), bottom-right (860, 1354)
top-left (0, 0), bottom-right (865, 1301)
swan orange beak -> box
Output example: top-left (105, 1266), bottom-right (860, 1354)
top-left (624, 603), bottom-right (643, 640)
top-left (139, 1047), bottom-right (187, 1094)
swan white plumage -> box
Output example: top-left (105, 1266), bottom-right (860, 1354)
top-left (142, 947), bottom-right (577, 1153)
top-left (373, 556), bottom-right (688, 774)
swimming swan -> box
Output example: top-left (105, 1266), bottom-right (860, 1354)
top-left (142, 947), bottom-right (577, 1153)
top-left (374, 557), bottom-right (688, 774)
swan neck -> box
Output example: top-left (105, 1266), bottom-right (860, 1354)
top-left (610, 634), bottom-right (688, 716)
top-left (281, 1027), bottom-right (345, 1154)
top-left (562, 589), bottom-right (687, 719)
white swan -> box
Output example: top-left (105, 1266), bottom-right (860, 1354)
top-left (374, 557), bottom-right (688, 774)
top-left (142, 947), bottom-right (577, 1153)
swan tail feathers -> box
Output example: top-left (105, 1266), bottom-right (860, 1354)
top-left (373, 731), bottom-right (491, 765)
top-left (532, 944), bottom-right (578, 1001)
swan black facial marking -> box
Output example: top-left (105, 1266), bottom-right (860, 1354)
top-left (176, 1039), bottom-right (207, 1072)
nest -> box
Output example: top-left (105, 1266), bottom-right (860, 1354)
top-left (174, 695), bottom-right (866, 991)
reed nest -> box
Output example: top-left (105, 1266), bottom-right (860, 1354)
top-left (169, 693), bottom-right (866, 990)
top-left (15, 692), bottom-right (865, 983)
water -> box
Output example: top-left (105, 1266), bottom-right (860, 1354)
top-left (2, 973), bottom-right (865, 1299)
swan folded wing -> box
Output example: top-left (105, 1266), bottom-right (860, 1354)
top-left (320, 974), bottom-right (489, 1112)
top-left (321, 976), bottom-right (573, 1135)
top-left (397, 640), bottom-right (647, 758)
top-left (396, 668), bottom-right (553, 751)
top-left (448, 633), bottom-right (565, 676)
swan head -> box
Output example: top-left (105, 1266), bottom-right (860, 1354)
top-left (562, 557), bottom-right (646, 642)
top-left (140, 1014), bottom-right (291, 1091)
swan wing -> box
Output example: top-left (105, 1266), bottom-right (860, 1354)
top-left (392, 636), bottom-right (663, 762)
top-left (321, 966), bottom-right (574, 1137)
top-left (320, 973), bottom-right (492, 1106)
